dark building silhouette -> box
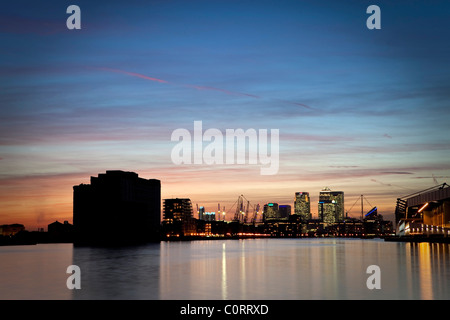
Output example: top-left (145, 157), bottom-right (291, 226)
top-left (48, 220), bottom-right (73, 233)
top-left (73, 170), bottom-right (161, 245)
top-left (279, 205), bottom-right (291, 219)
top-left (0, 224), bottom-right (25, 236)
top-left (47, 220), bottom-right (74, 243)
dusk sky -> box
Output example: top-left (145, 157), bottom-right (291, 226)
top-left (1, 0), bottom-right (450, 229)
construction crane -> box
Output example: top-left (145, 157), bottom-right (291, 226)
top-left (252, 203), bottom-right (260, 225)
top-left (231, 194), bottom-right (258, 223)
top-left (233, 195), bottom-right (244, 222)
top-left (242, 200), bottom-right (249, 223)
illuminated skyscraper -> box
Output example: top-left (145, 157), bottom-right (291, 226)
top-left (263, 203), bottom-right (279, 221)
top-left (318, 187), bottom-right (344, 224)
top-left (294, 192), bottom-right (311, 221)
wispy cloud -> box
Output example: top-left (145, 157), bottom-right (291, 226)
top-left (96, 67), bottom-right (168, 83)
top-left (381, 171), bottom-right (414, 175)
top-left (95, 67), bottom-right (312, 109)
top-left (370, 178), bottom-right (413, 191)
top-left (329, 165), bottom-right (360, 168)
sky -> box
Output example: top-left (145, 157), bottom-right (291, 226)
top-left (1, 0), bottom-right (450, 230)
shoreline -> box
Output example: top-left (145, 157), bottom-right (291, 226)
top-left (3, 234), bottom-right (450, 247)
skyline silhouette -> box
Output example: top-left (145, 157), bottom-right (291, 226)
top-left (1, 0), bottom-right (450, 230)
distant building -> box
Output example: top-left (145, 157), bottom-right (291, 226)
top-left (294, 192), bottom-right (311, 221)
top-left (203, 212), bottom-right (216, 222)
top-left (198, 206), bottom-right (205, 220)
top-left (197, 205), bottom-right (217, 222)
top-left (0, 224), bottom-right (25, 236)
top-left (363, 210), bottom-right (393, 236)
top-left (48, 220), bottom-right (73, 234)
top-left (263, 203), bottom-right (279, 221)
top-left (163, 198), bottom-right (194, 221)
top-left (279, 205), bottom-right (291, 219)
top-left (48, 221), bottom-right (74, 243)
top-left (318, 187), bottom-right (344, 224)
top-left (163, 198), bottom-right (196, 236)
top-left (73, 170), bottom-right (161, 245)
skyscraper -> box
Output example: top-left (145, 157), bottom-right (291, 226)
top-left (318, 187), bottom-right (344, 224)
top-left (73, 170), bottom-right (161, 245)
top-left (279, 205), bottom-right (291, 219)
top-left (263, 203), bottom-right (279, 221)
top-left (294, 192), bottom-right (311, 221)
top-left (198, 206), bottom-right (205, 220)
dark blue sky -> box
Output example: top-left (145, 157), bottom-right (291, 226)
top-left (1, 0), bottom-right (450, 227)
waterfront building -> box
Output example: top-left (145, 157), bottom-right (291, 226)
top-left (163, 198), bottom-right (194, 221)
top-left (0, 224), bottom-right (25, 236)
top-left (73, 170), bottom-right (161, 245)
top-left (395, 183), bottom-right (450, 237)
top-left (294, 192), bottom-right (311, 221)
top-left (163, 198), bottom-right (196, 236)
top-left (263, 203), bottom-right (279, 221)
top-left (318, 187), bottom-right (344, 224)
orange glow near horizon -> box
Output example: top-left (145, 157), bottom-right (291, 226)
top-left (0, 167), bottom-right (404, 231)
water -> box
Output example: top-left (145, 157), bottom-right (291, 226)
top-left (1, 238), bottom-right (449, 300)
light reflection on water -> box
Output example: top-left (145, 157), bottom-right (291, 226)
top-left (0, 239), bottom-right (449, 300)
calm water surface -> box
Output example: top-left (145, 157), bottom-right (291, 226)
top-left (1, 238), bottom-right (449, 300)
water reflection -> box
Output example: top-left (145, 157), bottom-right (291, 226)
top-left (167, 239), bottom-right (449, 300)
top-left (71, 243), bottom-right (161, 299)
top-left (222, 242), bottom-right (227, 299)
top-left (0, 244), bottom-right (73, 300)
top-left (404, 242), bottom-right (450, 300)
top-left (0, 239), bottom-right (449, 300)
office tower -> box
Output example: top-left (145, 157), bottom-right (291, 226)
top-left (198, 206), bottom-right (205, 220)
top-left (73, 170), bottom-right (161, 245)
top-left (279, 205), bottom-right (291, 219)
top-left (263, 203), bottom-right (279, 221)
top-left (318, 187), bottom-right (344, 224)
top-left (294, 192), bottom-right (311, 221)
